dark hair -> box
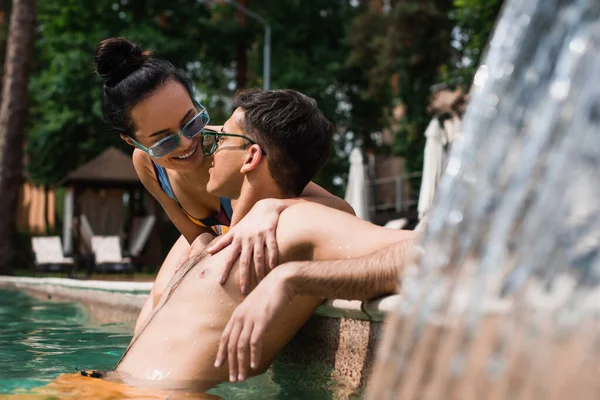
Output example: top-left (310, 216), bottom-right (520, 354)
top-left (94, 37), bottom-right (194, 136)
top-left (232, 88), bottom-right (333, 197)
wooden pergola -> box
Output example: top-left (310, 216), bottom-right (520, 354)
top-left (58, 147), bottom-right (161, 264)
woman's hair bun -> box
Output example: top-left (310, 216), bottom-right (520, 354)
top-left (94, 37), bottom-right (151, 86)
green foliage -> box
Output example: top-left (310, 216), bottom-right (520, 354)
top-left (240, 0), bottom-right (386, 194)
top-left (445, 0), bottom-right (504, 85)
top-left (26, 0), bottom-right (503, 197)
top-left (347, 1), bottom-right (454, 179)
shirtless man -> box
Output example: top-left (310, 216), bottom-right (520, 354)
top-left (111, 88), bottom-right (417, 392)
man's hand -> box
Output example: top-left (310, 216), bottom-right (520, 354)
top-left (208, 199), bottom-right (285, 293)
top-left (214, 267), bottom-right (295, 383)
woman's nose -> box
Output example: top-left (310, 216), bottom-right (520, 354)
top-left (179, 135), bottom-right (194, 148)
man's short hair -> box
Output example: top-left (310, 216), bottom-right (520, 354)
top-left (232, 88), bottom-right (333, 197)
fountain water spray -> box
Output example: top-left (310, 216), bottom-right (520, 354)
top-left (367, 0), bottom-right (600, 398)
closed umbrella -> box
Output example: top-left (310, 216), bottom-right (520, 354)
top-left (345, 147), bottom-right (370, 221)
top-left (418, 118), bottom-right (446, 221)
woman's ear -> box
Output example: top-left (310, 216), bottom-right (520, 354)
top-left (121, 134), bottom-right (136, 147)
top-left (240, 144), bottom-right (264, 174)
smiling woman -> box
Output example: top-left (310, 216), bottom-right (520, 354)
top-left (128, 99), bottom-right (209, 159)
top-left (93, 37), bottom-right (354, 336)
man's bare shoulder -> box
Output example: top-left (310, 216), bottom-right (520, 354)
top-left (276, 202), bottom-right (345, 239)
top-left (276, 202), bottom-right (418, 262)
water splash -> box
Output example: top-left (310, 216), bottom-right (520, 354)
top-left (367, 0), bottom-right (600, 398)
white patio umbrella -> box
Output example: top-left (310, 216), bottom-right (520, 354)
top-left (345, 147), bottom-right (370, 221)
top-left (418, 118), bottom-right (446, 221)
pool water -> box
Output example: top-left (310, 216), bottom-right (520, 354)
top-left (0, 289), bottom-right (343, 399)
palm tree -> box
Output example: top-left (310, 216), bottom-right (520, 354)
top-left (0, 0), bottom-right (36, 275)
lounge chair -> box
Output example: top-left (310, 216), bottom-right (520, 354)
top-left (31, 236), bottom-right (75, 276)
top-left (76, 215), bottom-right (96, 275)
top-left (90, 235), bottom-right (133, 274)
top-left (128, 215), bottom-right (156, 258)
top-left (384, 218), bottom-right (408, 230)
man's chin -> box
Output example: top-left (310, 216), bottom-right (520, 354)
top-left (206, 182), bottom-right (226, 198)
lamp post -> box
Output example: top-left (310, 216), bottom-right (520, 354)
top-left (223, 0), bottom-right (271, 90)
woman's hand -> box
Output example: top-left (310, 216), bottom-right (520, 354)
top-left (207, 199), bottom-right (286, 293)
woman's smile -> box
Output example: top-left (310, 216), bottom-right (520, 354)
top-left (172, 142), bottom-right (199, 161)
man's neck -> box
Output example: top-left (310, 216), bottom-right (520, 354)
top-left (230, 182), bottom-right (286, 226)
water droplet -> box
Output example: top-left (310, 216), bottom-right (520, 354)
top-left (570, 37), bottom-right (587, 54)
top-left (448, 210), bottom-right (463, 225)
top-left (473, 64), bottom-right (488, 91)
top-left (550, 80), bottom-right (570, 101)
top-left (446, 157), bottom-right (461, 176)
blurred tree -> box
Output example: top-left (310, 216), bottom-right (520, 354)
top-left (346, 0), bottom-right (502, 189)
top-left (243, 0), bottom-right (389, 194)
top-left (444, 0), bottom-right (504, 85)
top-left (25, 0), bottom-right (503, 197)
top-left (0, 0), bottom-right (36, 274)
top-left (235, 0), bottom-right (249, 89)
top-left (347, 0), bottom-right (453, 187)
top-left (387, 1), bottom-right (453, 177)
top-left (0, 0), bottom-right (8, 103)
top-left (26, 0), bottom-right (378, 196)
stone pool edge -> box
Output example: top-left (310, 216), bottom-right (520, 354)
top-left (0, 276), bottom-right (399, 394)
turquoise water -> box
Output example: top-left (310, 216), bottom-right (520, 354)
top-left (0, 288), bottom-right (129, 394)
top-left (0, 288), bottom-right (342, 399)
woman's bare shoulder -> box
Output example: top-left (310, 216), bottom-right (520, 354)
top-left (132, 149), bottom-right (159, 188)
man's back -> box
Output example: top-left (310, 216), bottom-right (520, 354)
top-left (114, 203), bottom-right (416, 391)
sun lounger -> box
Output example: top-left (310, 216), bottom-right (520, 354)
top-left (31, 236), bottom-right (75, 276)
top-left (128, 215), bottom-right (156, 258)
top-left (384, 218), bottom-right (408, 230)
top-left (90, 235), bottom-right (133, 274)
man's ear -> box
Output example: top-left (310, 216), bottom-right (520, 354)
top-left (240, 144), bottom-right (264, 174)
top-left (121, 134), bottom-right (136, 147)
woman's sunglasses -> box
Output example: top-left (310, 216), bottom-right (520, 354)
top-left (129, 99), bottom-right (209, 158)
top-left (200, 129), bottom-right (266, 157)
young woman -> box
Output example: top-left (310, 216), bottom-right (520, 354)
top-left (93, 38), bottom-right (353, 330)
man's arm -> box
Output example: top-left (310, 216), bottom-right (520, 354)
top-left (214, 239), bottom-right (417, 382)
top-left (281, 239), bottom-right (416, 300)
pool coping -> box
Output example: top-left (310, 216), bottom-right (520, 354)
top-left (0, 276), bottom-right (393, 393)
top-left (0, 276), bottom-right (400, 322)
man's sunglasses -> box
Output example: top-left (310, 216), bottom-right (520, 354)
top-left (129, 100), bottom-right (210, 159)
top-left (200, 129), bottom-right (265, 157)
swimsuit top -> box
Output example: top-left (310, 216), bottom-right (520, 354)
top-left (150, 161), bottom-right (233, 234)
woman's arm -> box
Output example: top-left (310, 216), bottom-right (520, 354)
top-left (207, 182), bottom-right (355, 291)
